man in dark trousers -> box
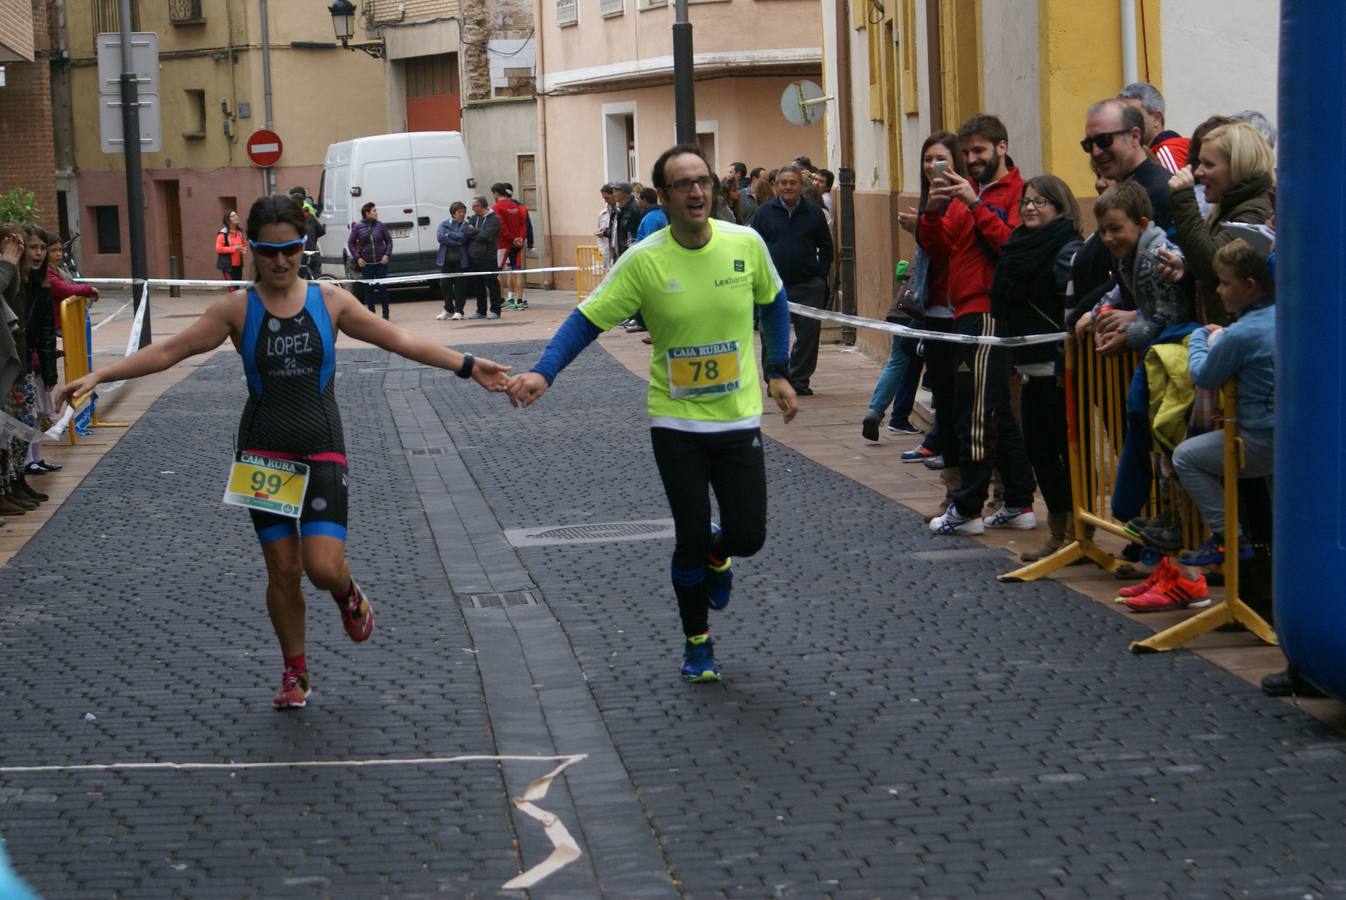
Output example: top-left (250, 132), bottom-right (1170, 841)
top-left (465, 195), bottom-right (502, 318)
top-left (750, 165), bottom-right (834, 395)
top-left (920, 113), bottom-right (1036, 537)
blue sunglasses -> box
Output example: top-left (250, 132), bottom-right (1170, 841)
top-left (249, 238), bottom-right (305, 257)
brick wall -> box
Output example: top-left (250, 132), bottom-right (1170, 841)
top-left (367, 0), bottom-right (458, 25)
top-left (461, 0), bottom-right (534, 102)
top-left (0, 0), bottom-right (56, 229)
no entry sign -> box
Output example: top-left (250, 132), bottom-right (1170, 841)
top-left (246, 129), bottom-right (284, 168)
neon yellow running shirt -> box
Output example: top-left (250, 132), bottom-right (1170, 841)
top-left (578, 220), bottom-right (784, 432)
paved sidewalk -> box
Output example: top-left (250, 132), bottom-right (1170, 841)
top-left (5, 297), bottom-right (1346, 897)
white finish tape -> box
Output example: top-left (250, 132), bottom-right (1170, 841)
top-left (786, 302), bottom-right (1068, 347)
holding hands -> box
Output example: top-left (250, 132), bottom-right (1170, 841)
top-left (506, 372), bottom-right (549, 408)
top-left (469, 356), bottom-right (513, 392)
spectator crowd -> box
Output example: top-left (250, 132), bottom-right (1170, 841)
top-left (586, 83), bottom-right (1292, 692)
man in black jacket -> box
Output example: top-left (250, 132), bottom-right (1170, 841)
top-left (608, 182), bottom-right (641, 260)
top-left (465, 196), bottom-right (503, 318)
top-left (750, 165), bottom-right (834, 394)
top-left (1082, 98), bottom-right (1173, 230)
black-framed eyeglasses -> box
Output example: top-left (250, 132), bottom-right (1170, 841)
top-left (250, 239), bottom-right (306, 258)
top-left (1019, 196), bottom-right (1055, 209)
top-left (1080, 129), bottom-right (1131, 153)
top-left (668, 176), bottom-right (713, 194)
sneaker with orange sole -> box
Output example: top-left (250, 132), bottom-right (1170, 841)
top-left (273, 669), bottom-right (311, 710)
top-left (337, 578), bottom-right (374, 642)
top-left (1123, 570), bottom-right (1211, 613)
top-left (1114, 557), bottom-right (1178, 602)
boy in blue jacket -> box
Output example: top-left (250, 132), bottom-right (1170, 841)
top-left (1124, 239), bottom-right (1274, 612)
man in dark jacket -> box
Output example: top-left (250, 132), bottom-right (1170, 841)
top-left (465, 196), bottom-right (503, 318)
top-left (1082, 98), bottom-right (1173, 230)
top-left (608, 182), bottom-right (641, 259)
top-left (750, 165), bottom-right (834, 394)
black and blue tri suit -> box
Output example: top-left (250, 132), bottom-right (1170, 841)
top-left (237, 283), bottom-right (349, 545)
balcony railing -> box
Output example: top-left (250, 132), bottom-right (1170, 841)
top-left (600, 0), bottom-right (624, 16)
top-left (557, 0), bottom-right (578, 26)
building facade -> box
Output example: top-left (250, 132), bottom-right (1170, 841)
top-left (0, 0), bottom-right (56, 229)
top-left (534, 0), bottom-right (826, 288)
top-left (368, 0), bottom-right (539, 268)
top-left (59, 0), bottom-right (387, 279)
top-left (821, 0), bottom-right (1280, 359)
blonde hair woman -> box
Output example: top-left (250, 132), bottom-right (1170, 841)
top-left (1167, 121), bottom-right (1275, 324)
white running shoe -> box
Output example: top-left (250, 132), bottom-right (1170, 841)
top-left (451, 312), bottom-right (462, 320)
top-left (984, 506), bottom-right (1038, 530)
top-left (929, 505), bottom-right (985, 536)
top-left (435, 311), bottom-right (449, 320)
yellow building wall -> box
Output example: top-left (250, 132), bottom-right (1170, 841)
top-left (1038, 0), bottom-right (1163, 196)
top-left (67, 0), bottom-right (386, 174)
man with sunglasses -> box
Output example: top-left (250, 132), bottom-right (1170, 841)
top-left (1081, 98), bottom-right (1173, 231)
top-left (505, 144), bottom-right (797, 685)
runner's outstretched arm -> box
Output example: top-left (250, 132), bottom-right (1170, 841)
top-left (54, 297), bottom-right (236, 406)
top-left (326, 285), bottom-right (511, 391)
top-left (506, 307), bottom-right (602, 408)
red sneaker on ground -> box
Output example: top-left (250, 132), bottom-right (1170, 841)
top-left (1123, 570), bottom-right (1211, 613)
top-left (273, 669), bottom-right (311, 710)
top-left (1116, 557), bottom-right (1178, 600)
top-left (337, 578), bottom-right (374, 642)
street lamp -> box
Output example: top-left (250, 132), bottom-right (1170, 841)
top-left (328, 0), bottom-right (385, 58)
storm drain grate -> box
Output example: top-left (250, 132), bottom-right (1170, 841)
top-left (406, 447), bottom-right (449, 456)
top-left (505, 519), bottom-right (676, 547)
top-left (460, 591), bottom-right (540, 609)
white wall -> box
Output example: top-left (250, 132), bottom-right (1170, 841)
top-left (1160, 0), bottom-right (1279, 138)
top-left (898, 0), bottom-right (934, 193)
top-left (980, 0), bottom-right (1042, 178)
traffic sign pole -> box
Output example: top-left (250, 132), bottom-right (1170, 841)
top-left (118, 0), bottom-right (150, 346)
top-left (246, 130), bottom-right (284, 199)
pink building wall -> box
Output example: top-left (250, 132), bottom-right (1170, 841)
top-left (75, 164), bottom-right (323, 280)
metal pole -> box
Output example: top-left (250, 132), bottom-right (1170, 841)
top-left (260, 0), bottom-right (275, 195)
top-left (834, 0), bottom-right (856, 342)
top-left (118, 0), bottom-right (150, 346)
top-left (672, 0), bottom-right (695, 145)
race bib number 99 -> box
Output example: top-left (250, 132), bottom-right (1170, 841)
top-left (666, 341), bottom-right (742, 399)
top-left (223, 451), bottom-right (310, 519)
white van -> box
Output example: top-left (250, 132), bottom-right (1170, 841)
top-left (317, 131), bottom-right (476, 281)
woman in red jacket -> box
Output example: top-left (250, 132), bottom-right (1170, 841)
top-left (215, 210), bottom-right (247, 282)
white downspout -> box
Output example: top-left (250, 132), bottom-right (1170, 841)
top-left (1120, 0), bottom-right (1139, 86)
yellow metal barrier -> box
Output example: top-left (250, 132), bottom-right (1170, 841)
top-left (1130, 382), bottom-right (1277, 653)
top-left (60, 296), bottom-right (127, 445)
top-left (999, 333), bottom-right (1136, 579)
top-left (575, 245), bottom-right (605, 303)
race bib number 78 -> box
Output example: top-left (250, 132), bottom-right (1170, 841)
top-left (666, 341), bottom-right (742, 399)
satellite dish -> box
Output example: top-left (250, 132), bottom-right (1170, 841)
top-left (781, 80), bottom-right (826, 127)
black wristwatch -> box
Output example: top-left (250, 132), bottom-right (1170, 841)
top-left (456, 352), bottom-right (475, 379)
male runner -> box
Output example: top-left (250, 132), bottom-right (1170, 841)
top-left (58, 195), bottom-right (511, 709)
top-left (507, 144), bottom-right (797, 682)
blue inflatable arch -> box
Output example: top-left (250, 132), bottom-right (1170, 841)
top-left (1273, 1), bottom-right (1346, 699)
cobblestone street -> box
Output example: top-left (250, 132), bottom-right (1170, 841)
top-left (3, 335), bottom-right (1346, 898)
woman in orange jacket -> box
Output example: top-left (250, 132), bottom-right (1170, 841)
top-left (215, 210), bottom-right (247, 282)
